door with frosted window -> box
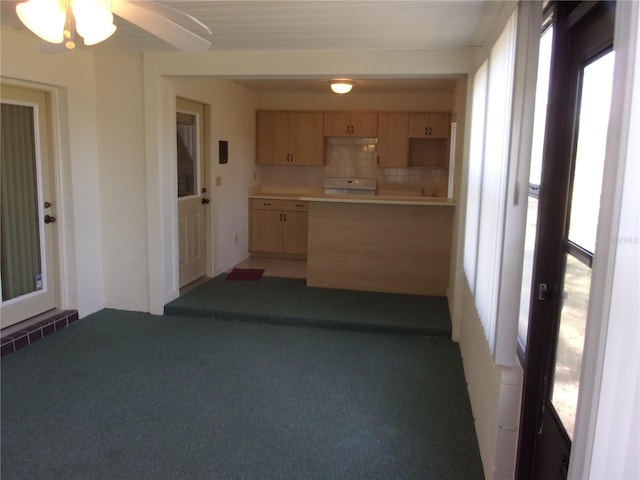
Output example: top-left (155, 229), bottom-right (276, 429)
top-left (1, 85), bottom-right (57, 327)
top-left (177, 97), bottom-right (208, 288)
top-left (517, 2), bottom-right (615, 478)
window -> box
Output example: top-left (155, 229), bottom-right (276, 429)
top-left (176, 111), bottom-right (198, 198)
top-left (463, 8), bottom-right (518, 350)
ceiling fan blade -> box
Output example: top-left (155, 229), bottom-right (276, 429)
top-left (125, 1), bottom-right (212, 38)
top-left (111, 0), bottom-right (211, 52)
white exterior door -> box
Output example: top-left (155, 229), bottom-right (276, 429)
top-left (1, 85), bottom-right (58, 328)
top-left (177, 97), bottom-right (208, 288)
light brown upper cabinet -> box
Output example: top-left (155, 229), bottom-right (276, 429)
top-left (324, 112), bottom-right (378, 137)
top-left (376, 113), bottom-right (409, 168)
top-left (256, 111), bottom-right (324, 165)
top-left (408, 113), bottom-right (450, 139)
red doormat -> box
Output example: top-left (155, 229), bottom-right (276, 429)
top-left (226, 268), bottom-right (265, 281)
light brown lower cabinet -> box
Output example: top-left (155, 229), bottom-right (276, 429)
top-left (250, 199), bottom-right (308, 255)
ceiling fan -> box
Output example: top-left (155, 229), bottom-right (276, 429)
top-left (15, 0), bottom-right (212, 52)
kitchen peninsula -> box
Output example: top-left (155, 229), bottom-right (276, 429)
top-left (249, 187), bottom-right (455, 296)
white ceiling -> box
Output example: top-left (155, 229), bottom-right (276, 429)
top-left (1, 0), bottom-right (513, 92)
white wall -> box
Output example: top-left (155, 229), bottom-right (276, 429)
top-left (95, 54), bottom-right (149, 311)
top-left (258, 90), bottom-right (454, 111)
top-left (1, 27), bottom-right (105, 317)
top-left (449, 76), bottom-right (469, 341)
top-left (459, 278), bottom-right (523, 480)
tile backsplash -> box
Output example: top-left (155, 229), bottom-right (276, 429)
top-left (257, 137), bottom-right (450, 197)
top-left (324, 137), bottom-right (378, 180)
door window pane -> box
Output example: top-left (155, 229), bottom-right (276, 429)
top-left (518, 26), bottom-right (553, 352)
top-left (552, 254), bottom-right (591, 439)
top-left (518, 194), bottom-right (539, 345)
top-left (1, 103), bottom-right (43, 301)
top-left (551, 51), bottom-right (614, 440)
top-left (177, 112), bottom-right (198, 198)
top-left (567, 51), bottom-right (615, 253)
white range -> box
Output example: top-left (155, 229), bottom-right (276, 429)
top-left (323, 177), bottom-right (377, 195)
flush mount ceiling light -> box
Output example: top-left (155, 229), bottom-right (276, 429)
top-left (16, 0), bottom-right (117, 50)
top-left (330, 80), bottom-right (354, 95)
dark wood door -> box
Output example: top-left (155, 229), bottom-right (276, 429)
top-left (517, 2), bottom-right (615, 478)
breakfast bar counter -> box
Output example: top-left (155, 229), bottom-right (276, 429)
top-left (249, 187), bottom-right (455, 296)
top-left (249, 187), bottom-right (456, 207)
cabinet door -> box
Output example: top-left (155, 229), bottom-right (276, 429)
top-left (256, 111), bottom-right (290, 164)
top-left (323, 112), bottom-right (351, 137)
top-left (426, 113), bottom-right (450, 138)
top-left (282, 211), bottom-right (308, 255)
top-left (290, 112), bottom-right (324, 165)
top-left (350, 112), bottom-right (378, 137)
top-left (377, 113), bottom-right (409, 168)
top-left (250, 209), bottom-right (283, 252)
top-left (408, 113), bottom-right (450, 139)
top-left (324, 112), bottom-right (378, 137)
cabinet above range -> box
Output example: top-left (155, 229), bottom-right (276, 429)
top-left (323, 112), bottom-right (378, 137)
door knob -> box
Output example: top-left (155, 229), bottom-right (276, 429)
top-left (201, 197), bottom-right (210, 205)
top-left (44, 214), bottom-right (56, 224)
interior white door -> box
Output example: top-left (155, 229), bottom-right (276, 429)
top-left (177, 97), bottom-right (208, 288)
top-left (1, 85), bottom-right (57, 328)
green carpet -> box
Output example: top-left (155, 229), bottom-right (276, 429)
top-left (1, 309), bottom-right (482, 480)
top-left (165, 274), bottom-right (452, 336)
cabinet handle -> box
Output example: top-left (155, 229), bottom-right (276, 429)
top-left (425, 126), bottom-right (428, 135)
top-left (377, 156), bottom-right (380, 165)
top-left (264, 202), bottom-right (272, 206)
top-left (429, 127), bottom-right (433, 135)
top-left (295, 204), bottom-right (304, 208)
top-left (279, 213), bottom-right (283, 221)
top-left (283, 213), bottom-right (287, 222)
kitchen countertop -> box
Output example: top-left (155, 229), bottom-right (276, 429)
top-left (249, 187), bottom-right (456, 207)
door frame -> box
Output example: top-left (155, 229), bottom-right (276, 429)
top-left (0, 82), bottom-right (65, 327)
top-left (516, 2), bottom-right (616, 477)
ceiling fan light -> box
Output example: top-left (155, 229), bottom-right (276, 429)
top-left (330, 80), bottom-right (354, 95)
top-left (16, 0), bottom-right (65, 44)
top-left (72, 0), bottom-right (117, 45)
top-left (79, 22), bottom-right (117, 45)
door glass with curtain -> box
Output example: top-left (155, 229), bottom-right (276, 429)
top-left (1, 103), bottom-right (43, 301)
top-left (176, 111), bottom-right (198, 198)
